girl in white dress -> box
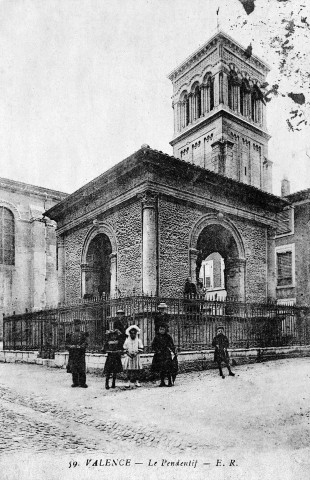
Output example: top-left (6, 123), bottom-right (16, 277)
top-left (123, 325), bottom-right (143, 387)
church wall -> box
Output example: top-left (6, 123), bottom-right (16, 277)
top-left (62, 200), bottom-right (143, 302)
top-left (157, 196), bottom-right (268, 302)
top-left (158, 197), bottom-right (203, 296)
top-left (0, 180), bottom-right (64, 338)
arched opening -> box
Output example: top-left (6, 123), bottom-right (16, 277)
top-left (199, 252), bottom-right (226, 300)
top-left (185, 95), bottom-right (190, 126)
top-left (209, 77), bottom-right (214, 111)
top-left (194, 85), bottom-right (201, 119)
top-left (195, 223), bottom-right (245, 301)
top-left (84, 233), bottom-right (112, 298)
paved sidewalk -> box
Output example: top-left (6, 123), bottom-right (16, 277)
top-left (0, 359), bottom-right (310, 480)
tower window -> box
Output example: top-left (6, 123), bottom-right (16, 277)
top-left (0, 207), bottom-right (15, 265)
top-left (244, 167), bottom-right (247, 176)
top-left (210, 78), bottom-right (214, 111)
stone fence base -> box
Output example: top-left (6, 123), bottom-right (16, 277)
top-left (1, 345), bottom-right (310, 377)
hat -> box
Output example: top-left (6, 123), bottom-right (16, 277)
top-left (126, 325), bottom-right (141, 335)
top-left (158, 302), bottom-right (168, 309)
top-left (216, 325), bottom-right (224, 331)
top-left (106, 329), bottom-right (122, 337)
top-left (157, 323), bottom-right (168, 331)
top-left (73, 318), bottom-right (81, 325)
top-left (116, 309), bottom-right (125, 315)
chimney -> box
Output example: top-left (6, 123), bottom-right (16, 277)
top-left (281, 177), bottom-right (290, 197)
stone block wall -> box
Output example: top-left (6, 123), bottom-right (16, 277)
top-left (158, 196), bottom-right (268, 302)
top-left (63, 200), bottom-right (143, 302)
top-left (158, 197), bottom-right (203, 296)
top-left (232, 218), bottom-right (267, 303)
top-left (63, 224), bottom-right (90, 302)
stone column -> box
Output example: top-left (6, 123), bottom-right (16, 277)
top-left (207, 85), bottom-right (211, 113)
top-left (267, 228), bottom-right (276, 302)
top-left (189, 94), bottom-right (193, 123)
top-left (213, 73), bottom-right (220, 108)
top-left (177, 102), bottom-right (181, 131)
top-left (172, 102), bottom-right (177, 134)
top-left (201, 86), bottom-right (205, 115)
top-left (109, 252), bottom-right (117, 297)
top-left (232, 85), bottom-right (240, 112)
top-left (225, 258), bottom-right (246, 302)
top-left (140, 192), bottom-right (158, 295)
top-left (81, 263), bottom-right (90, 298)
top-left (189, 248), bottom-right (199, 282)
top-left (57, 235), bottom-right (66, 304)
top-left (245, 93), bottom-right (251, 118)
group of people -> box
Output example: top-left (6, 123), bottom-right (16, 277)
top-left (65, 303), bottom-right (235, 390)
top-left (65, 304), bottom-right (179, 389)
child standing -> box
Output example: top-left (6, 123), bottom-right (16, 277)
top-left (103, 330), bottom-right (123, 389)
top-left (123, 325), bottom-right (143, 388)
top-left (151, 324), bottom-right (176, 387)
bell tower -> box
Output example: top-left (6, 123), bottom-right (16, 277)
top-left (168, 31), bottom-right (272, 192)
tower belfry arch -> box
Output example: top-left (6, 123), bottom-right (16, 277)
top-left (168, 30), bottom-right (273, 193)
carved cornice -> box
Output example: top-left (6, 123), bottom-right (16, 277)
top-left (170, 106), bottom-right (270, 147)
top-left (168, 31), bottom-right (269, 84)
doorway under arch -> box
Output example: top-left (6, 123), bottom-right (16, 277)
top-left (193, 220), bottom-right (246, 301)
top-left (83, 233), bottom-right (112, 298)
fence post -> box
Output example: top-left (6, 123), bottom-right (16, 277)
top-left (2, 314), bottom-right (5, 350)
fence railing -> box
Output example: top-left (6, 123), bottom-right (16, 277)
top-left (3, 296), bottom-right (310, 356)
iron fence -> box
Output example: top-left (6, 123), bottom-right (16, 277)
top-left (3, 296), bottom-right (310, 356)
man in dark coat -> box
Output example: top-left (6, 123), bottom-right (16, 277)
top-left (65, 318), bottom-right (88, 388)
top-left (113, 309), bottom-right (128, 345)
top-left (151, 324), bottom-right (176, 387)
top-left (154, 303), bottom-right (170, 334)
top-left (183, 276), bottom-right (198, 320)
top-left (184, 277), bottom-right (197, 297)
top-left (212, 325), bottom-right (235, 379)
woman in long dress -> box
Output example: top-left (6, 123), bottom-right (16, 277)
top-left (103, 329), bottom-right (123, 389)
top-left (151, 324), bottom-right (176, 387)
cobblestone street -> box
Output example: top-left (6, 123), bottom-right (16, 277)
top-left (1, 358), bottom-right (310, 480)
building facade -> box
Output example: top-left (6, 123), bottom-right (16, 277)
top-left (46, 147), bottom-right (286, 304)
top-left (275, 183), bottom-right (310, 306)
top-left (45, 31), bottom-right (289, 306)
top-left (0, 177), bottom-right (67, 327)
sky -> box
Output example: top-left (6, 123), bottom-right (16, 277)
top-left (0, 0), bottom-right (309, 196)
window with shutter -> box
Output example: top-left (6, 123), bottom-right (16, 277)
top-left (276, 244), bottom-right (295, 288)
top-left (0, 207), bottom-right (15, 265)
